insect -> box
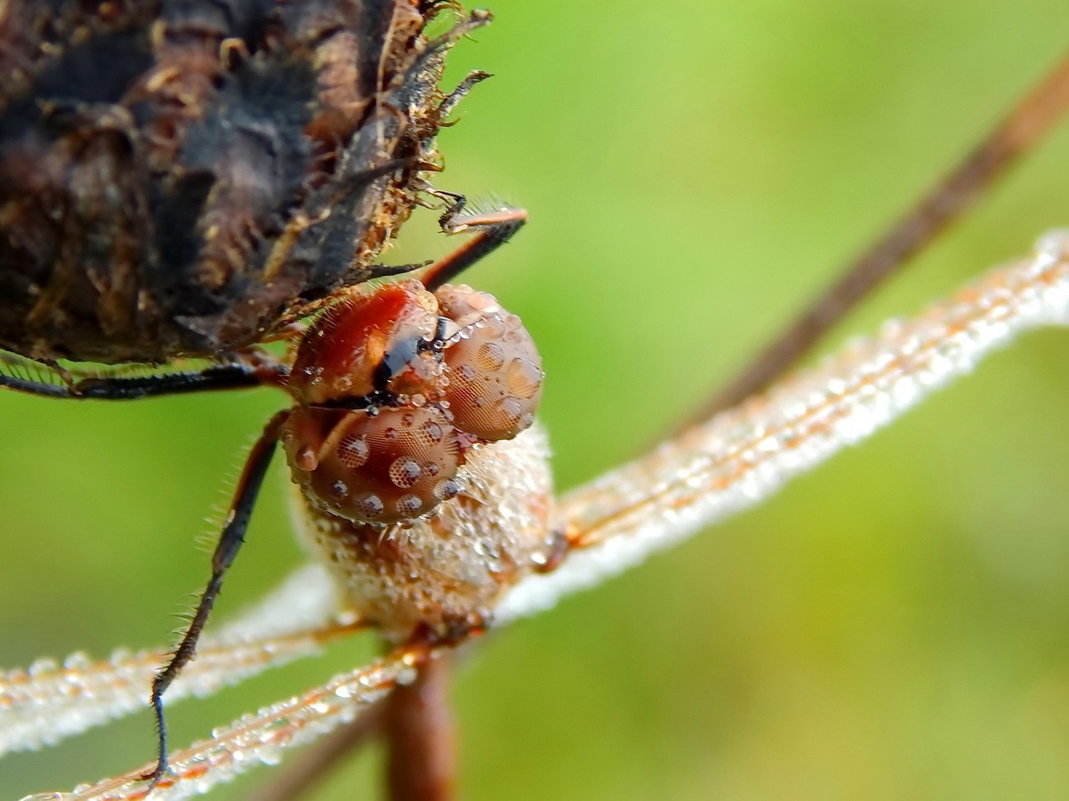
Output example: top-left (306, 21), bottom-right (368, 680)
top-left (1, 0), bottom-right (555, 791)
top-left (3, 2), bottom-right (1069, 801)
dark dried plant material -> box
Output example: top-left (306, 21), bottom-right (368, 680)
top-left (0, 0), bottom-right (477, 364)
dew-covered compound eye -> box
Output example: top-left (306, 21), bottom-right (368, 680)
top-left (436, 285), bottom-right (543, 441)
top-left (282, 279), bottom-right (543, 526)
top-left (283, 406), bottom-right (463, 524)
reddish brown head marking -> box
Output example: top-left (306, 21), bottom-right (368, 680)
top-left (282, 279), bottom-right (543, 525)
top-left (287, 280), bottom-right (441, 405)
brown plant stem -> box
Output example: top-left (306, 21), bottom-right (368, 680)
top-left (685, 51), bottom-right (1069, 428)
top-left (384, 654), bottom-right (457, 801)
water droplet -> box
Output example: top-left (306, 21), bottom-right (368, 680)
top-left (506, 357), bottom-right (542, 398)
top-left (389, 458), bottom-right (422, 488)
top-left (338, 434), bottom-right (369, 468)
top-left (496, 397), bottom-right (523, 426)
top-left (63, 652), bottom-right (91, 670)
top-left (396, 494), bottom-right (424, 516)
top-left (477, 341), bottom-right (505, 371)
top-left (296, 445), bottom-right (318, 471)
top-left (353, 492), bottom-right (384, 519)
top-left (421, 419), bottom-right (444, 443)
top-left (29, 658), bottom-right (58, 675)
top-left (435, 479), bottom-right (461, 500)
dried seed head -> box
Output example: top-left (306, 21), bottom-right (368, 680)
top-left (0, 2), bottom-right (463, 363)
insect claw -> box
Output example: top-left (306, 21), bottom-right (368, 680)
top-left (367, 261), bottom-right (434, 279)
top-left (437, 70), bottom-right (493, 123)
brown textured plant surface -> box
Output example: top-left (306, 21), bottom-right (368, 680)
top-left (0, 0), bottom-right (459, 363)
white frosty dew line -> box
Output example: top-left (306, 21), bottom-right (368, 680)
top-left (0, 564), bottom-right (346, 757)
top-left (495, 230), bottom-right (1069, 622)
top-left (24, 648), bottom-right (426, 801)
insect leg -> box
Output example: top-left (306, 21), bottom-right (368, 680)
top-left (147, 409), bottom-right (290, 787)
top-left (420, 190), bottom-right (528, 290)
top-left (0, 353), bottom-right (288, 400)
top-left (365, 260), bottom-right (435, 280)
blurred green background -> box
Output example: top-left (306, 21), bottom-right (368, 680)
top-left (4, 1), bottom-right (1069, 799)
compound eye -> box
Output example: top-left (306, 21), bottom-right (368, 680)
top-left (435, 283), bottom-right (503, 328)
top-left (437, 287), bottom-right (543, 442)
top-left (286, 405), bottom-right (463, 525)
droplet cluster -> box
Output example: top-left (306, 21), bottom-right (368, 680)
top-left (294, 406), bottom-right (461, 522)
top-left (282, 279), bottom-right (543, 525)
top-left (436, 285), bottom-right (543, 440)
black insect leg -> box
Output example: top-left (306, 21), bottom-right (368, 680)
top-left (419, 190), bottom-right (528, 291)
top-left (0, 353), bottom-right (288, 400)
top-left (365, 261), bottom-right (434, 281)
top-left (147, 409), bottom-right (289, 787)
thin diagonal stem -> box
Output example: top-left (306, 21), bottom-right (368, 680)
top-left (497, 231), bottom-right (1069, 622)
top-left (688, 52), bottom-right (1069, 427)
top-left (248, 708), bottom-right (386, 801)
top-left (60, 645), bottom-right (438, 801)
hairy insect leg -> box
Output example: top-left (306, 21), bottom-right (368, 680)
top-left (0, 350), bottom-right (289, 400)
top-left (147, 409), bottom-right (290, 787)
top-left (419, 189), bottom-right (528, 290)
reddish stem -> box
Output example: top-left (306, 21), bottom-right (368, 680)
top-left (384, 654), bottom-right (457, 801)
